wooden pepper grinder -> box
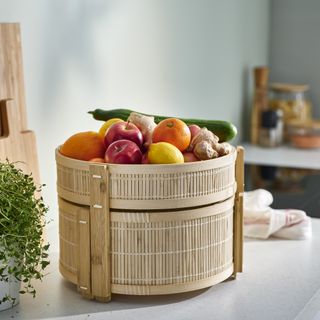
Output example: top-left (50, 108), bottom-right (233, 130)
top-left (250, 66), bottom-right (269, 144)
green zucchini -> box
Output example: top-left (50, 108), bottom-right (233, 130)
top-left (88, 108), bottom-right (237, 142)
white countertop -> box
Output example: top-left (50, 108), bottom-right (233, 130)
top-left (1, 219), bottom-right (320, 320)
top-left (242, 143), bottom-right (320, 170)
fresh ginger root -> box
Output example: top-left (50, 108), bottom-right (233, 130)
top-left (212, 141), bottom-right (232, 156)
top-left (127, 112), bottom-right (157, 147)
top-left (190, 128), bottom-right (232, 160)
top-left (193, 141), bottom-right (219, 160)
top-left (189, 128), bottom-right (219, 151)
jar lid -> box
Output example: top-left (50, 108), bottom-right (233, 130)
top-left (270, 82), bottom-right (309, 93)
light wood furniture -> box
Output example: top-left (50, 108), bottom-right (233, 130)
top-left (0, 23), bottom-right (40, 184)
top-left (56, 146), bottom-right (244, 301)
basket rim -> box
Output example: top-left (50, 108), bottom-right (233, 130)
top-left (55, 145), bottom-right (237, 173)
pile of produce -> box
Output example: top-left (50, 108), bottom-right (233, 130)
top-left (59, 109), bottom-right (237, 165)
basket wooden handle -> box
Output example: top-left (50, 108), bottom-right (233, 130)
top-left (75, 163), bottom-right (112, 301)
top-left (233, 146), bottom-right (244, 275)
top-left (89, 164), bottom-right (111, 302)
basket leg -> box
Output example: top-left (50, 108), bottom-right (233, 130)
top-left (89, 164), bottom-right (111, 302)
top-left (233, 146), bottom-right (244, 277)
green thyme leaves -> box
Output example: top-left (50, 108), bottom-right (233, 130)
top-left (0, 160), bottom-right (50, 305)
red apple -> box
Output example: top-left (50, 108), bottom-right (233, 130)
top-left (183, 152), bottom-right (199, 162)
top-left (105, 139), bottom-right (142, 164)
top-left (188, 124), bottom-right (201, 140)
top-left (104, 121), bottom-right (143, 148)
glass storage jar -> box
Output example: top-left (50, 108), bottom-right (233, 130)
top-left (269, 83), bottom-right (312, 140)
top-left (287, 120), bottom-right (320, 148)
top-left (259, 110), bottom-right (283, 147)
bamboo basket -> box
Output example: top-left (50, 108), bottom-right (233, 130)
top-left (56, 146), bottom-right (244, 301)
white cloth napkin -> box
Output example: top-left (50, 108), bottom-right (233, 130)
top-left (243, 189), bottom-right (312, 240)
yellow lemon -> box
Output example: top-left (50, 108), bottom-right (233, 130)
top-left (98, 118), bottom-right (124, 138)
top-left (148, 142), bottom-right (184, 164)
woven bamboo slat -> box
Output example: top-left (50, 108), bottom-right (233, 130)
top-left (57, 146), bottom-right (244, 300)
top-left (56, 147), bottom-right (236, 210)
top-left (59, 195), bottom-right (234, 295)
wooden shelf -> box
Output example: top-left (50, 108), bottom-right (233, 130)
top-left (242, 143), bottom-right (320, 170)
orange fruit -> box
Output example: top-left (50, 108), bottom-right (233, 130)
top-left (60, 131), bottom-right (105, 161)
top-left (152, 118), bottom-right (191, 152)
top-left (148, 142), bottom-right (184, 164)
top-left (89, 157), bottom-right (106, 163)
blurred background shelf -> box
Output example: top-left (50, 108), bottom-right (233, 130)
top-left (242, 143), bottom-right (320, 170)
top-left (243, 142), bottom-right (320, 219)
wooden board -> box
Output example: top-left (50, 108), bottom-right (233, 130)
top-left (0, 23), bottom-right (40, 184)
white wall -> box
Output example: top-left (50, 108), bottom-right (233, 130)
top-left (270, 0), bottom-right (320, 118)
top-left (0, 0), bottom-right (269, 247)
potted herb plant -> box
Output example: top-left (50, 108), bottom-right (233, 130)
top-left (0, 160), bottom-right (49, 311)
